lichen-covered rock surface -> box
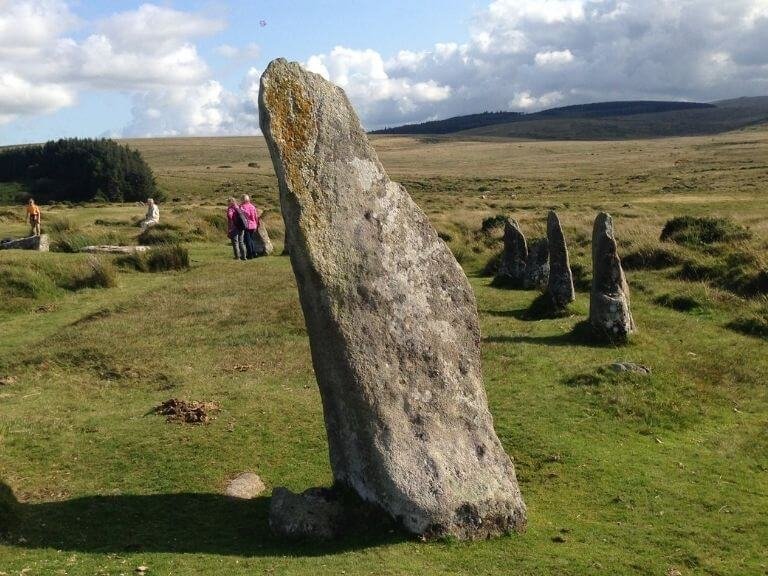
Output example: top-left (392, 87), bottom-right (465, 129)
top-left (589, 212), bottom-right (636, 339)
top-left (546, 211), bottom-right (575, 309)
top-left (493, 219), bottom-right (527, 288)
top-left (259, 58), bottom-right (526, 540)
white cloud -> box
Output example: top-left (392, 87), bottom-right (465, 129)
top-left (215, 42), bottom-right (261, 61)
top-left (0, 71), bottom-right (74, 124)
top-left (96, 3), bottom-right (224, 52)
top-left (534, 49), bottom-right (575, 67)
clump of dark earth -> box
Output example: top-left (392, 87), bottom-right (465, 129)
top-left (154, 398), bottom-right (220, 424)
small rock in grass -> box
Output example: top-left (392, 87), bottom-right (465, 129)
top-left (609, 362), bottom-right (651, 375)
top-left (0, 376), bottom-right (17, 386)
top-left (225, 472), bottom-right (266, 499)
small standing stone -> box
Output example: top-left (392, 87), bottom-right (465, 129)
top-left (523, 238), bottom-right (549, 290)
top-left (546, 211), bottom-right (575, 309)
top-left (253, 220), bottom-right (274, 256)
top-left (493, 218), bottom-right (527, 287)
top-left (589, 212), bottom-right (636, 339)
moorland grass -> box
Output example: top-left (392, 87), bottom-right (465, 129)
top-left (1, 127), bottom-right (767, 575)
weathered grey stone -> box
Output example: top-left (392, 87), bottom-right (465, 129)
top-left (523, 238), bottom-right (549, 290)
top-left (493, 219), bottom-right (527, 287)
top-left (225, 472), bottom-right (266, 499)
top-left (253, 221), bottom-right (274, 256)
top-left (546, 211), bottom-right (575, 309)
top-left (269, 487), bottom-right (345, 540)
top-left (81, 245), bottom-right (150, 254)
top-left (0, 234), bottom-right (49, 252)
top-left (259, 58), bottom-right (526, 540)
top-left (589, 212), bottom-right (636, 339)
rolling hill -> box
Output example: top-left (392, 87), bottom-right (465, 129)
top-left (372, 97), bottom-right (768, 140)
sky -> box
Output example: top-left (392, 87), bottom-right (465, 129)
top-left (1, 0), bottom-right (767, 144)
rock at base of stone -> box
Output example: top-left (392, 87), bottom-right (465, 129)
top-left (81, 245), bottom-right (150, 254)
top-left (225, 472), bottom-right (266, 499)
top-left (523, 238), bottom-right (549, 290)
top-left (546, 211), bottom-right (575, 310)
top-left (589, 212), bottom-right (636, 340)
top-left (269, 487), bottom-right (345, 541)
top-left (0, 234), bottom-right (49, 252)
top-left (493, 219), bottom-right (527, 288)
top-left (253, 222), bottom-right (274, 256)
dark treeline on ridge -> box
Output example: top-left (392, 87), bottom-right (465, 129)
top-left (372, 100), bottom-right (721, 136)
top-left (0, 138), bottom-right (159, 204)
top-left (371, 111), bottom-right (524, 135)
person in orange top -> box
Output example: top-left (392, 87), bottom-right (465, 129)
top-left (26, 198), bottom-right (41, 236)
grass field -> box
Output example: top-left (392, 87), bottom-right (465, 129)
top-left (1, 126), bottom-right (767, 575)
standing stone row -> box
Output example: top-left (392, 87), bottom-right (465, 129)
top-left (492, 210), bottom-right (635, 339)
top-left (493, 212), bottom-right (575, 312)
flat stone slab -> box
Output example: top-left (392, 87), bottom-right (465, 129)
top-left (80, 245), bottom-right (151, 254)
top-left (269, 487), bottom-right (345, 541)
top-left (0, 234), bottom-right (49, 252)
top-left (225, 472), bottom-right (266, 499)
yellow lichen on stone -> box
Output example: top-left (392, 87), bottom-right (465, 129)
top-left (263, 71), bottom-right (314, 194)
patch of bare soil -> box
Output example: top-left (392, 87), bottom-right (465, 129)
top-left (154, 398), bottom-right (220, 424)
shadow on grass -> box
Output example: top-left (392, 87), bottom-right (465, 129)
top-left (481, 294), bottom-right (573, 323)
top-left (483, 320), bottom-right (628, 349)
top-left (0, 482), bottom-right (406, 557)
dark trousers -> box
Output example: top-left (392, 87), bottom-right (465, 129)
top-left (244, 229), bottom-right (257, 259)
top-left (230, 230), bottom-right (246, 260)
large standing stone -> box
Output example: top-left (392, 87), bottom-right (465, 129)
top-left (546, 211), bottom-right (575, 309)
top-left (253, 220), bottom-right (274, 256)
top-left (493, 219), bottom-right (527, 287)
top-left (589, 212), bottom-right (636, 339)
top-left (523, 238), bottom-right (549, 290)
top-left (0, 234), bottom-right (49, 252)
top-left (259, 58), bottom-right (526, 540)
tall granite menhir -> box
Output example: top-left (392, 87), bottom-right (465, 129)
top-left (259, 58), bottom-right (526, 540)
top-left (589, 212), bottom-right (636, 339)
top-left (493, 218), bottom-right (527, 287)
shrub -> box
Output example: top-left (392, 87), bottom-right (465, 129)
top-left (654, 293), bottom-right (705, 313)
top-left (622, 245), bottom-right (683, 270)
top-left (47, 216), bottom-right (79, 233)
top-left (116, 244), bottom-right (190, 272)
top-left (68, 257), bottom-right (117, 290)
top-left (679, 250), bottom-right (768, 298)
top-left (660, 216), bottom-right (751, 246)
top-left (727, 303), bottom-right (768, 340)
top-left (480, 214), bottom-right (508, 234)
top-left (137, 223), bottom-right (184, 245)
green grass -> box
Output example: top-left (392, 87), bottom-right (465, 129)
top-left (1, 128), bottom-right (767, 575)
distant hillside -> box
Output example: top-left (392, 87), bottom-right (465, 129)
top-left (372, 111), bottom-right (523, 135)
top-left (373, 98), bottom-right (768, 140)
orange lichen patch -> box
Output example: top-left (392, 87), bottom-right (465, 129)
top-left (263, 71), bottom-right (315, 193)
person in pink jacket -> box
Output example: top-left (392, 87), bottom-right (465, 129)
top-left (227, 197), bottom-right (247, 260)
top-left (240, 194), bottom-right (261, 259)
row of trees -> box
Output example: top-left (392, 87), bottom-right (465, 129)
top-left (0, 138), bottom-right (161, 203)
